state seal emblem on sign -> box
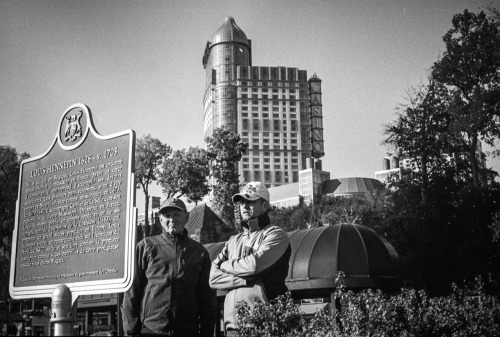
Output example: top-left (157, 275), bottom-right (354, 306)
top-left (64, 110), bottom-right (83, 141)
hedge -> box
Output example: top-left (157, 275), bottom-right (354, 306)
top-left (236, 277), bottom-right (500, 337)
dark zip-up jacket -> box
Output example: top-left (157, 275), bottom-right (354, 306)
top-left (122, 229), bottom-right (216, 336)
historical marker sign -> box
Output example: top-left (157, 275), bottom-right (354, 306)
top-left (10, 103), bottom-right (136, 299)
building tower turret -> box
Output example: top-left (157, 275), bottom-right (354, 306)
top-left (202, 17), bottom-right (252, 138)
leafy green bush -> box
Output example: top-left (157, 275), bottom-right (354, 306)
top-left (236, 277), bottom-right (500, 336)
top-left (236, 292), bottom-right (304, 337)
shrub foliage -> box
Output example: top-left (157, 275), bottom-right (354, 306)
top-left (236, 278), bottom-right (500, 337)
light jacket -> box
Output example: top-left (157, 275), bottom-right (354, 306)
top-left (209, 214), bottom-right (291, 330)
top-left (121, 229), bottom-right (216, 336)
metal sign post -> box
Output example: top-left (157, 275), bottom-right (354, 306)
top-left (50, 284), bottom-right (76, 336)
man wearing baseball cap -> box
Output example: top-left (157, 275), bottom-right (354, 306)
top-left (122, 198), bottom-right (216, 337)
top-left (209, 182), bottom-right (291, 336)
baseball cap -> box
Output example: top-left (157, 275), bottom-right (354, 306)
top-left (158, 198), bottom-right (187, 213)
top-left (232, 181), bottom-right (270, 203)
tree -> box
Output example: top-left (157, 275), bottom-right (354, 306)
top-left (135, 135), bottom-right (170, 236)
top-left (432, 9), bottom-right (500, 189)
top-left (0, 146), bottom-right (29, 239)
top-left (0, 146), bottom-right (29, 302)
top-left (269, 204), bottom-right (311, 232)
top-left (383, 78), bottom-right (460, 203)
top-left (205, 128), bottom-right (248, 227)
top-left (157, 146), bottom-right (210, 204)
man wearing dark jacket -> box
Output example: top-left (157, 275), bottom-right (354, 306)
top-left (122, 198), bottom-right (216, 337)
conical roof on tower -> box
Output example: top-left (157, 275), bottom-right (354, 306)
top-left (211, 16), bottom-right (249, 46)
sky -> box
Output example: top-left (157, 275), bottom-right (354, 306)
top-left (1, 0), bottom-right (499, 195)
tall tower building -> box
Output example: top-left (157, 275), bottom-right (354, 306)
top-left (203, 17), bottom-right (325, 187)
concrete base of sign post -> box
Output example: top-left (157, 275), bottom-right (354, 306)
top-left (50, 284), bottom-right (77, 336)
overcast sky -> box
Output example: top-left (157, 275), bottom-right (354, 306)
top-left (1, 0), bottom-right (498, 192)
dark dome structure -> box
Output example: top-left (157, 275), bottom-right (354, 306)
top-left (211, 16), bottom-right (250, 47)
top-left (205, 223), bottom-right (402, 298)
top-left (287, 223), bottom-right (402, 297)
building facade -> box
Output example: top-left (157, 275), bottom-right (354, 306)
top-left (203, 17), bottom-right (325, 187)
